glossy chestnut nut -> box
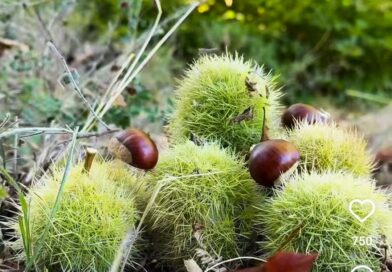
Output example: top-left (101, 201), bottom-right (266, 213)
top-left (108, 128), bottom-right (158, 170)
top-left (248, 139), bottom-right (300, 187)
top-left (282, 103), bottom-right (330, 129)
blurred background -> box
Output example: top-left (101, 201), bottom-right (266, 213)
top-left (0, 0), bottom-right (391, 144)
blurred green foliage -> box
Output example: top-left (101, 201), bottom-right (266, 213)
top-left (167, 0), bottom-right (392, 104)
top-left (70, 0), bottom-right (392, 105)
top-left (3, 0), bottom-right (392, 131)
top-left (69, 0), bottom-right (144, 41)
top-left (104, 80), bottom-right (164, 128)
top-left (0, 67), bottom-right (79, 126)
top-left (0, 186), bottom-right (7, 201)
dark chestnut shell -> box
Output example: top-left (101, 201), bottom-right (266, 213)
top-left (281, 103), bottom-right (329, 129)
top-left (373, 147), bottom-right (392, 186)
top-left (109, 128), bottom-right (159, 170)
top-left (248, 139), bottom-right (300, 187)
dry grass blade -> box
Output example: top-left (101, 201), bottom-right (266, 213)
top-left (47, 42), bottom-right (110, 130)
top-left (111, 171), bottom-right (213, 272)
top-left (82, 1), bottom-right (200, 132)
top-left (204, 257), bottom-right (266, 272)
top-left (116, 0), bottom-right (162, 93)
top-left (0, 127), bottom-right (73, 139)
top-left (25, 127), bottom-right (79, 270)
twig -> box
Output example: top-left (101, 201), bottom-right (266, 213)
top-left (83, 1), bottom-right (199, 133)
top-left (204, 257), bottom-right (266, 272)
top-left (0, 139), bottom-right (6, 169)
top-left (0, 113), bottom-right (11, 129)
top-left (116, 0), bottom-right (163, 95)
top-left (25, 127), bottom-right (79, 270)
top-left (13, 117), bottom-right (19, 179)
top-left (118, 1), bottom-right (199, 91)
top-left (0, 127), bottom-right (73, 139)
top-left (83, 147), bottom-right (97, 173)
top-left (28, 4), bottom-right (55, 43)
top-left (77, 129), bottom-right (119, 139)
top-left (48, 0), bottom-right (74, 30)
top-left (80, 5), bottom-right (191, 90)
top-left (47, 41), bottom-right (110, 130)
top-left (91, 0), bottom-right (164, 132)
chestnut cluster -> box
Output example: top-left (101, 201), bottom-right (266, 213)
top-left (106, 102), bottom-right (328, 187)
top-left (248, 103), bottom-right (329, 187)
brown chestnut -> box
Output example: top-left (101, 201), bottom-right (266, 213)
top-left (281, 103), bottom-right (330, 129)
top-left (108, 128), bottom-right (158, 170)
top-left (373, 147), bottom-right (392, 187)
top-left (248, 139), bottom-right (300, 187)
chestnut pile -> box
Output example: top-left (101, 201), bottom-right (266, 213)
top-left (8, 53), bottom-right (392, 272)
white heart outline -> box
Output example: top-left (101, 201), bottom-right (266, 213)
top-left (350, 265), bottom-right (374, 272)
top-left (349, 199), bottom-right (376, 223)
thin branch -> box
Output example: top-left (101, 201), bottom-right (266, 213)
top-left (87, 0), bottom-right (164, 133)
top-left (25, 127), bottom-right (79, 270)
top-left (47, 41), bottom-right (110, 130)
top-left (0, 127), bottom-right (73, 139)
top-left (95, 1), bottom-right (199, 129)
top-left (116, 0), bottom-right (163, 92)
top-left (29, 4), bottom-right (55, 42)
top-left (77, 129), bottom-right (119, 139)
top-left (13, 117), bottom-right (19, 179)
top-left (204, 257), bottom-right (267, 272)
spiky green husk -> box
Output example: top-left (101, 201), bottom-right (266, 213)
top-left (256, 171), bottom-right (392, 272)
top-left (144, 141), bottom-right (264, 269)
top-left (10, 160), bottom-right (138, 271)
top-left (286, 122), bottom-right (373, 176)
top-left (168, 53), bottom-right (281, 154)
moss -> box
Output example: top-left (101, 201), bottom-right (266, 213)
top-left (256, 171), bottom-right (392, 272)
top-left (10, 160), bottom-right (139, 271)
top-left (168, 53), bottom-right (281, 154)
top-left (286, 121), bottom-right (373, 176)
top-left (144, 141), bottom-right (264, 270)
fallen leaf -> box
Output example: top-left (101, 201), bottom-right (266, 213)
top-left (234, 252), bottom-right (317, 272)
top-left (113, 94), bottom-right (127, 107)
top-left (0, 37), bottom-right (29, 56)
top-left (231, 106), bottom-right (254, 123)
top-left (263, 252), bottom-right (318, 272)
top-left (184, 259), bottom-right (203, 272)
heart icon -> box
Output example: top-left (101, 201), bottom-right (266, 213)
top-left (350, 265), bottom-right (374, 272)
top-left (349, 200), bottom-right (376, 223)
